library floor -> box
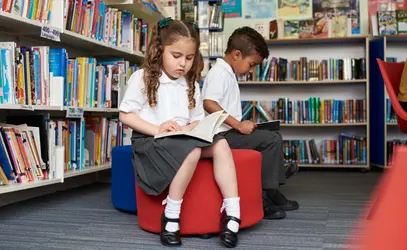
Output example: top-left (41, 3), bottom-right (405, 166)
top-left (0, 171), bottom-right (380, 250)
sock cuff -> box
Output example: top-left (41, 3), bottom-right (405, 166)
top-left (162, 196), bottom-right (183, 206)
top-left (223, 197), bottom-right (240, 203)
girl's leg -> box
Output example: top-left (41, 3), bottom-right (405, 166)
top-left (161, 147), bottom-right (201, 246)
top-left (202, 139), bottom-right (241, 248)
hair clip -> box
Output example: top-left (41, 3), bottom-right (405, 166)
top-left (158, 17), bottom-right (173, 28)
top-left (186, 21), bottom-right (199, 32)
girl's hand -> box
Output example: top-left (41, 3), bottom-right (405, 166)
top-left (158, 121), bottom-right (181, 134)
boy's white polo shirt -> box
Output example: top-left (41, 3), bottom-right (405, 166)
top-left (202, 58), bottom-right (242, 133)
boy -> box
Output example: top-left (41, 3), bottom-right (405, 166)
top-left (202, 26), bottom-right (299, 220)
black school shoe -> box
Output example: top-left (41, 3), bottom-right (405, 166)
top-left (262, 194), bottom-right (286, 220)
top-left (160, 212), bottom-right (182, 246)
top-left (219, 211), bottom-right (241, 248)
top-left (271, 189), bottom-right (299, 211)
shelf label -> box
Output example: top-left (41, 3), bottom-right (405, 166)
top-left (40, 25), bottom-right (61, 42)
top-left (20, 105), bottom-right (34, 111)
top-left (66, 107), bottom-right (84, 118)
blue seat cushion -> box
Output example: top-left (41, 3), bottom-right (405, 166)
top-left (111, 145), bottom-right (137, 213)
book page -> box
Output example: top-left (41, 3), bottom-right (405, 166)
top-left (154, 110), bottom-right (227, 142)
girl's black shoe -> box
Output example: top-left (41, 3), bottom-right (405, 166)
top-left (219, 211), bottom-right (241, 248)
top-left (160, 212), bottom-right (181, 246)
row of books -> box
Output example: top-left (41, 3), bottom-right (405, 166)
top-left (283, 134), bottom-right (367, 165)
top-left (0, 42), bottom-right (138, 107)
top-left (386, 139), bottom-right (407, 166)
top-left (238, 57), bottom-right (367, 82)
top-left (196, 2), bottom-right (224, 29)
top-left (200, 30), bottom-right (223, 58)
top-left (242, 99), bottom-right (367, 125)
top-left (1, 0), bottom-right (54, 24)
top-left (63, 0), bottom-right (149, 53)
top-left (0, 114), bottom-right (128, 186)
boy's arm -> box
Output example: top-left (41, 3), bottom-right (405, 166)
top-left (203, 99), bottom-right (241, 130)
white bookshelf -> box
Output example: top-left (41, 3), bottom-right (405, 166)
top-left (239, 36), bottom-right (370, 169)
top-left (0, 1), bottom-right (166, 201)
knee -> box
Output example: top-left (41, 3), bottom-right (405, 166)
top-left (213, 139), bottom-right (232, 154)
top-left (264, 131), bottom-right (283, 147)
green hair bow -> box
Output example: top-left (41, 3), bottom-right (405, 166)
top-left (186, 21), bottom-right (199, 32)
top-left (158, 17), bottom-right (173, 28)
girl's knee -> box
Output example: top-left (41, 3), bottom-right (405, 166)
top-left (214, 139), bottom-right (231, 150)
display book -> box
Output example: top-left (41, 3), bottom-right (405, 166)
top-left (154, 110), bottom-right (280, 143)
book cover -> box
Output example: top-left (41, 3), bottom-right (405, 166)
top-left (299, 19), bottom-right (314, 38)
top-left (377, 11), bottom-right (397, 35)
top-left (284, 20), bottom-right (299, 39)
top-left (396, 10), bottom-right (407, 33)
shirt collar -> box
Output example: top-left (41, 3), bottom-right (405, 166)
top-left (216, 58), bottom-right (236, 78)
top-left (159, 71), bottom-right (187, 86)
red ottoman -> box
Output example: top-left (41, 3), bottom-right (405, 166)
top-left (135, 149), bottom-right (264, 235)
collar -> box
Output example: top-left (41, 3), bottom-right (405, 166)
top-left (159, 71), bottom-right (187, 86)
top-left (216, 58), bottom-right (236, 78)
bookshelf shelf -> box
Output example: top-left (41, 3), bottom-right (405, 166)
top-left (0, 105), bottom-right (119, 113)
top-left (239, 79), bottom-right (367, 85)
top-left (0, 178), bottom-right (63, 195)
top-left (369, 35), bottom-right (407, 168)
top-left (64, 164), bottom-right (111, 179)
top-left (298, 164), bottom-right (369, 168)
top-left (265, 36), bottom-right (368, 45)
top-left (281, 123), bottom-right (367, 127)
top-left (105, 0), bottom-right (165, 24)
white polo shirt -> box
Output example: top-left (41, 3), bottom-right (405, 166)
top-left (119, 69), bottom-right (204, 126)
top-left (202, 58), bottom-right (242, 133)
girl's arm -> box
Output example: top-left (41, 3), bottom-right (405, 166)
top-left (119, 112), bottom-right (159, 136)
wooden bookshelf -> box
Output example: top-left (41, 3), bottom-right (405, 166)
top-left (369, 35), bottom-right (407, 168)
top-left (240, 37), bottom-right (370, 169)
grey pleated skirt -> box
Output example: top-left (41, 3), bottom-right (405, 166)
top-left (131, 132), bottom-right (224, 196)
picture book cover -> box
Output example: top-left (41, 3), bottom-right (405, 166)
top-left (299, 19), bottom-right (314, 38)
top-left (396, 10), bottom-right (407, 33)
top-left (284, 20), bottom-right (300, 39)
top-left (377, 11), bottom-right (398, 35)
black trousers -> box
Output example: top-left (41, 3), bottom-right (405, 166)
top-left (219, 129), bottom-right (286, 189)
top-left (400, 101), bottom-right (407, 112)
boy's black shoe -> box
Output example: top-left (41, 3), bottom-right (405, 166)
top-left (285, 162), bottom-right (299, 180)
top-left (160, 212), bottom-right (181, 246)
top-left (219, 211), bottom-right (241, 248)
top-left (271, 189), bottom-right (299, 211)
top-left (262, 194), bottom-right (286, 220)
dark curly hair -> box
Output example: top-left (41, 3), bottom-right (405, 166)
top-left (225, 26), bottom-right (269, 59)
top-left (142, 20), bottom-right (200, 109)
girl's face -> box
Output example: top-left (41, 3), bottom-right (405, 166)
top-left (162, 37), bottom-right (196, 79)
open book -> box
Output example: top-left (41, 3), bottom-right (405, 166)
top-left (154, 110), bottom-right (228, 143)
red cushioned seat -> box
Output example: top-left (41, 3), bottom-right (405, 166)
top-left (135, 149), bottom-right (264, 235)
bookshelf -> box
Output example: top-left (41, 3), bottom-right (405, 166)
top-left (369, 35), bottom-right (407, 168)
top-left (239, 36), bottom-right (370, 169)
top-left (0, 0), bottom-right (167, 202)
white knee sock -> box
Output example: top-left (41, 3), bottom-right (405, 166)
top-left (222, 197), bottom-right (241, 233)
top-left (163, 196), bottom-right (182, 232)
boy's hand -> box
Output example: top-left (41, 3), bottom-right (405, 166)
top-left (237, 120), bottom-right (257, 135)
top-left (158, 121), bottom-right (181, 134)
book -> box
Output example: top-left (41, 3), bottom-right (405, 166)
top-left (154, 110), bottom-right (228, 143)
top-left (257, 120), bottom-right (280, 132)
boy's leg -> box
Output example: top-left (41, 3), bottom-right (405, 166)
top-left (221, 129), bottom-right (299, 218)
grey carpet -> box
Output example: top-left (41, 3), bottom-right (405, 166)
top-left (0, 171), bottom-right (380, 250)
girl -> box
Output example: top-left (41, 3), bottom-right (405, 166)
top-left (119, 18), bottom-right (241, 248)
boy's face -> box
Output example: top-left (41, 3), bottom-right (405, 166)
top-left (233, 51), bottom-right (264, 76)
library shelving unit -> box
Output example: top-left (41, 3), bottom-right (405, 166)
top-left (0, 1), bottom-right (166, 204)
top-left (369, 35), bottom-right (407, 168)
top-left (239, 36), bottom-right (370, 170)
